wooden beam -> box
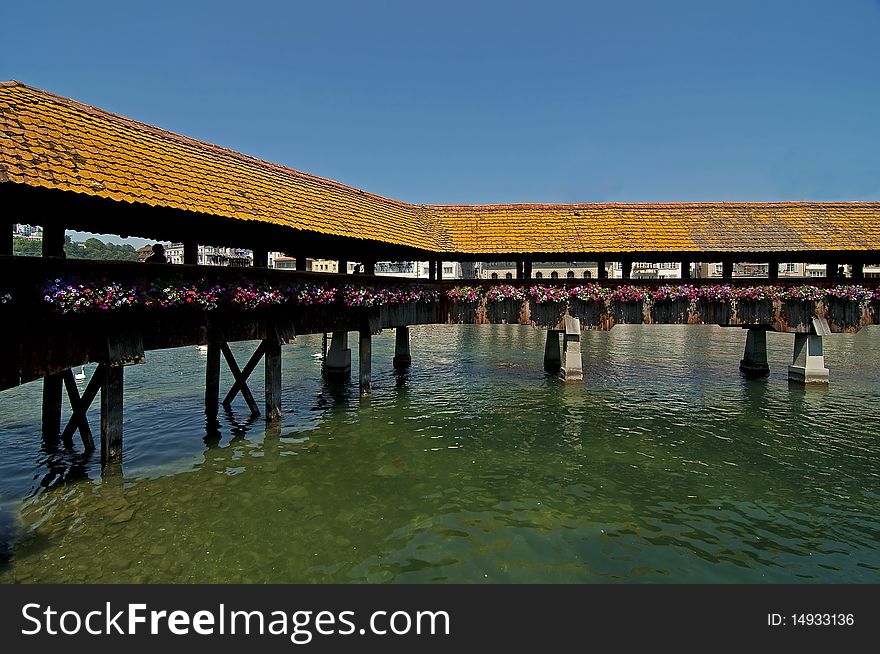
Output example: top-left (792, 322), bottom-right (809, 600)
top-left (1, 221), bottom-right (12, 256)
top-left (722, 260), bottom-right (734, 279)
top-left (852, 262), bottom-right (864, 280)
top-left (42, 224), bottom-right (65, 258)
top-left (768, 262), bottom-right (779, 279)
top-left (338, 259), bottom-right (348, 275)
top-left (680, 261), bottom-right (691, 279)
top-left (183, 240), bottom-right (198, 265)
top-left (296, 256), bottom-right (307, 271)
top-left (596, 259), bottom-right (607, 279)
top-left (265, 335), bottom-right (282, 421)
top-left (205, 342), bottom-right (221, 418)
top-left (253, 247), bottom-right (268, 268)
top-left (42, 372), bottom-right (63, 440)
top-left (100, 365), bottom-right (124, 465)
top-left (359, 329), bottom-right (372, 396)
top-left (61, 367), bottom-right (100, 451)
top-left (621, 260), bottom-right (632, 280)
top-left (220, 342), bottom-right (263, 415)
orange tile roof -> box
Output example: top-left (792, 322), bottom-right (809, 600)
top-left (2, 81), bottom-right (879, 256)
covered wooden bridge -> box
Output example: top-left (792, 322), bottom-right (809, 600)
top-left (1, 81), bottom-right (879, 467)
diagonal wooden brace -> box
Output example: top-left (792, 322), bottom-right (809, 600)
top-left (221, 342), bottom-right (265, 415)
top-left (60, 365), bottom-right (102, 451)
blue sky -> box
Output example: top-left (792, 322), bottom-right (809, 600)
top-left (3, 0), bottom-right (880, 211)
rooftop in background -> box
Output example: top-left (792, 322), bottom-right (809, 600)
top-left (2, 81), bottom-right (879, 258)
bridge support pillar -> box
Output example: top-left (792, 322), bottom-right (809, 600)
top-left (42, 372), bottom-right (64, 441)
top-left (324, 331), bottom-right (351, 379)
top-left (543, 330), bottom-right (562, 374)
top-left (393, 326), bottom-right (412, 369)
top-left (101, 365), bottom-right (124, 465)
top-left (205, 342), bottom-right (221, 419)
top-left (788, 333), bottom-right (829, 384)
top-left (559, 315), bottom-right (583, 382)
top-left (265, 333), bottom-right (282, 420)
top-left (739, 328), bottom-right (770, 379)
top-left (359, 330), bottom-right (372, 396)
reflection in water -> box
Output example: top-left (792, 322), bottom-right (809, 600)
top-left (0, 325), bottom-right (878, 583)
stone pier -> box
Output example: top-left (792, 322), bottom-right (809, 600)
top-left (393, 326), bottom-right (412, 369)
top-left (559, 315), bottom-right (583, 382)
top-left (788, 317), bottom-right (830, 384)
top-left (543, 330), bottom-right (562, 374)
top-left (323, 331), bottom-right (351, 379)
top-left (788, 335), bottom-right (829, 384)
top-left (739, 327), bottom-right (770, 379)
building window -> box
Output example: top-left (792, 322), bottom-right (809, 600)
top-left (505, 272), bottom-right (513, 279)
top-left (491, 272), bottom-right (498, 279)
top-left (583, 270), bottom-right (591, 278)
top-left (567, 271), bottom-right (575, 278)
top-left (551, 271), bottom-right (559, 279)
top-left (535, 272), bottom-right (543, 279)
top-left (783, 263), bottom-right (798, 273)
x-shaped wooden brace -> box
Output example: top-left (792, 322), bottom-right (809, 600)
top-left (60, 364), bottom-right (104, 451)
top-left (220, 342), bottom-right (266, 416)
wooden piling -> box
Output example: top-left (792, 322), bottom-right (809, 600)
top-left (359, 329), bottom-right (372, 396)
top-left (265, 334), bottom-right (282, 420)
top-left (393, 326), bottom-right (412, 369)
top-left (100, 365), bottom-right (124, 464)
top-left (205, 341), bottom-right (221, 418)
top-left (41, 372), bottom-right (63, 441)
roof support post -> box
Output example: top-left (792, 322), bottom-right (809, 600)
top-left (364, 260), bottom-right (376, 276)
top-left (680, 260), bottom-right (691, 279)
top-left (428, 260), bottom-right (436, 281)
top-left (253, 247), bottom-right (268, 268)
top-left (183, 240), bottom-right (198, 265)
top-left (768, 261), bottom-right (779, 279)
top-left (436, 260), bottom-right (443, 281)
top-left (295, 256), bottom-right (307, 272)
top-left (42, 223), bottom-right (65, 258)
top-left (516, 261), bottom-right (524, 280)
top-left (722, 261), bottom-right (733, 280)
top-left (523, 261), bottom-right (533, 279)
top-left (621, 259), bottom-right (632, 280)
top-left (825, 262), bottom-right (842, 278)
top-left (596, 259), bottom-right (608, 279)
top-left (338, 259), bottom-right (348, 275)
top-left (1, 220), bottom-right (12, 256)
top-left (851, 262), bottom-right (864, 280)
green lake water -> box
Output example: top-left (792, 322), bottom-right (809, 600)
top-left (0, 324), bottom-right (878, 583)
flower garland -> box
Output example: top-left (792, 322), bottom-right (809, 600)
top-left (486, 285), bottom-right (526, 302)
top-left (528, 285), bottom-right (569, 304)
top-left (651, 284), bottom-right (699, 302)
top-left (446, 286), bottom-right (484, 303)
top-left (568, 284), bottom-right (610, 303)
top-left (37, 276), bottom-right (880, 315)
top-left (778, 285), bottom-right (827, 302)
top-left (609, 285), bottom-right (650, 303)
top-left (825, 284), bottom-right (872, 302)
